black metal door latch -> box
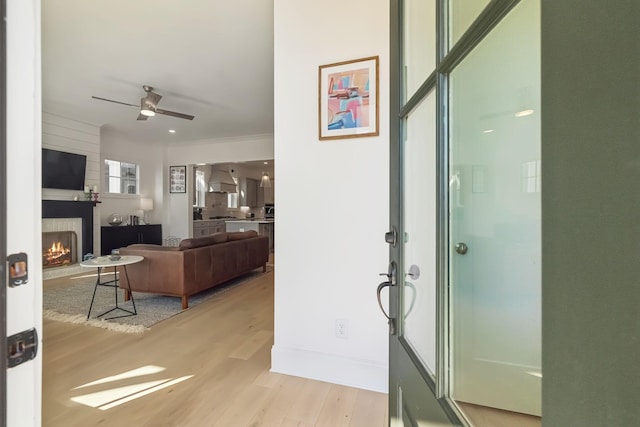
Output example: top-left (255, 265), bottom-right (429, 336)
top-left (7, 328), bottom-right (38, 368)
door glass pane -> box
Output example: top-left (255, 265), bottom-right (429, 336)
top-left (449, 0), bottom-right (491, 47)
top-left (403, 0), bottom-right (436, 102)
top-left (402, 90), bottom-right (437, 374)
top-left (450, 0), bottom-right (541, 418)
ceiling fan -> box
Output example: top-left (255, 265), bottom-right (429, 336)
top-left (92, 85), bottom-right (195, 121)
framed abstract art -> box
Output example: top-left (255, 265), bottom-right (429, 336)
top-left (318, 56), bottom-right (379, 140)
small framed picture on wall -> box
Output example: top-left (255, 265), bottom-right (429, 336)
top-left (169, 165), bottom-right (186, 193)
top-left (319, 55), bottom-right (379, 140)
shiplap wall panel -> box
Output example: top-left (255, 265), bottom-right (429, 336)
top-left (42, 112), bottom-right (102, 255)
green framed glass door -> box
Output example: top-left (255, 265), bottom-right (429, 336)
top-left (449, 0), bottom-right (541, 416)
top-left (386, 0), bottom-right (541, 425)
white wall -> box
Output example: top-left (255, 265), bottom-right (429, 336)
top-left (42, 112), bottom-right (101, 255)
top-left (100, 129), bottom-right (165, 230)
top-left (272, 0), bottom-right (390, 392)
top-left (165, 134), bottom-right (274, 165)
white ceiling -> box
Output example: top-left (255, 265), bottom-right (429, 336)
top-left (41, 0), bottom-right (274, 145)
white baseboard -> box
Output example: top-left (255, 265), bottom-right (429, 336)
top-left (270, 345), bottom-right (388, 393)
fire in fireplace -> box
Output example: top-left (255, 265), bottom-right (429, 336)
top-left (42, 231), bottom-right (78, 268)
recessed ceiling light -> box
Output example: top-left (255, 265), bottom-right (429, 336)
top-left (483, 129), bottom-right (494, 134)
top-left (515, 109), bottom-right (534, 118)
top-left (168, 129), bottom-right (176, 133)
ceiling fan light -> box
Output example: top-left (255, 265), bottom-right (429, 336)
top-left (140, 97), bottom-right (156, 117)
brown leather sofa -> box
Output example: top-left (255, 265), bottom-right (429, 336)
top-left (117, 230), bottom-right (269, 309)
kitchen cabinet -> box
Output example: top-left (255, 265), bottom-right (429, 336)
top-left (240, 178), bottom-right (259, 207)
top-left (101, 224), bottom-right (162, 255)
top-left (193, 222), bottom-right (209, 237)
top-left (257, 185), bottom-right (264, 208)
top-left (263, 179), bottom-right (274, 204)
top-left (256, 179), bottom-right (274, 207)
top-left (259, 222), bottom-right (274, 251)
top-left (193, 220), bottom-right (227, 237)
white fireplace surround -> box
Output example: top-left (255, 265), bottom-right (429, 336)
top-left (42, 218), bottom-right (84, 280)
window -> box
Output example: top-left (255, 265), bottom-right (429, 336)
top-left (522, 160), bottom-right (541, 193)
top-left (227, 177), bottom-right (239, 208)
top-left (104, 159), bottom-right (139, 194)
top-left (195, 170), bottom-right (206, 207)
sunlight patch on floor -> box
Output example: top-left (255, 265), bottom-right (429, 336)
top-left (73, 365), bottom-right (166, 389)
top-left (70, 365), bottom-right (192, 410)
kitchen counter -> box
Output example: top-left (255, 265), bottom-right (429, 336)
top-left (226, 219), bottom-right (274, 251)
top-left (193, 219), bottom-right (233, 222)
top-left (225, 219), bottom-right (274, 224)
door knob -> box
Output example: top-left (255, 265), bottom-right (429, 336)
top-left (384, 227), bottom-right (397, 247)
top-left (455, 242), bottom-right (468, 255)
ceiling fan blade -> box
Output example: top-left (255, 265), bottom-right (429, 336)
top-left (94, 87), bottom-right (193, 121)
top-left (92, 96), bottom-right (138, 108)
top-left (156, 108), bottom-right (195, 120)
top-left (146, 91), bottom-right (162, 106)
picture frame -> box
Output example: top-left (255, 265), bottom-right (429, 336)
top-left (318, 55), bottom-right (379, 140)
top-left (169, 165), bottom-right (186, 193)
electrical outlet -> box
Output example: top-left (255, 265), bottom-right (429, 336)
top-left (335, 318), bottom-right (348, 339)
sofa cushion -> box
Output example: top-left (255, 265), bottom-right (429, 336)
top-left (179, 232), bottom-right (228, 250)
top-left (126, 244), bottom-right (180, 251)
top-left (227, 230), bottom-right (259, 241)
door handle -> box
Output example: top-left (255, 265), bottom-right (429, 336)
top-left (377, 261), bottom-right (397, 335)
top-left (455, 242), bottom-right (468, 255)
top-left (377, 282), bottom-right (395, 335)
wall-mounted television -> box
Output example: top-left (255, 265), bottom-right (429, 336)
top-left (42, 148), bottom-right (87, 190)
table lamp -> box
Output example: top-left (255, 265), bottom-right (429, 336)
top-left (140, 197), bottom-right (154, 224)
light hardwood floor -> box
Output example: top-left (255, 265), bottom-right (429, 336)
top-left (43, 269), bottom-right (388, 427)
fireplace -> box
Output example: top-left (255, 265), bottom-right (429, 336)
top-left (42, 200), bottom-right (95, 279)
top-left (42, 200), bottom-right (94, 257)
top-left (42, 231), bottom-right (78, 268)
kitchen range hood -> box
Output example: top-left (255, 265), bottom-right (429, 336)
top-left (208, 168), bottom-right (237, 193)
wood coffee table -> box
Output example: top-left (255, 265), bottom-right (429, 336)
top-left (80, 255), bottom-right (144, 320)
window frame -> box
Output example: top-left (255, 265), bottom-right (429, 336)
top-left (227, 177), bottom-right (239, 209)
top-left (103, 159), bottom-right (140, 196)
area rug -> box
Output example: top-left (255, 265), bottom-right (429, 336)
top-left (44, 269), bottom-right (268, 334)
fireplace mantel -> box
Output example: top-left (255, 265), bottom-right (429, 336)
top-left (42, 200), bottom-right (94, 257)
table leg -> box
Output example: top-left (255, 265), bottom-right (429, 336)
top-left (122, 265), bottom-right (137, 315)
top-left (113, 265), bottom-right (118, 306)
top-left (86, 266), bottom-right (102, 320)
top-left (87, 265), bottom-right (138, 320)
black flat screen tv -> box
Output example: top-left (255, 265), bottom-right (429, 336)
top-left (42, 148), bottom-right (87, 190)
